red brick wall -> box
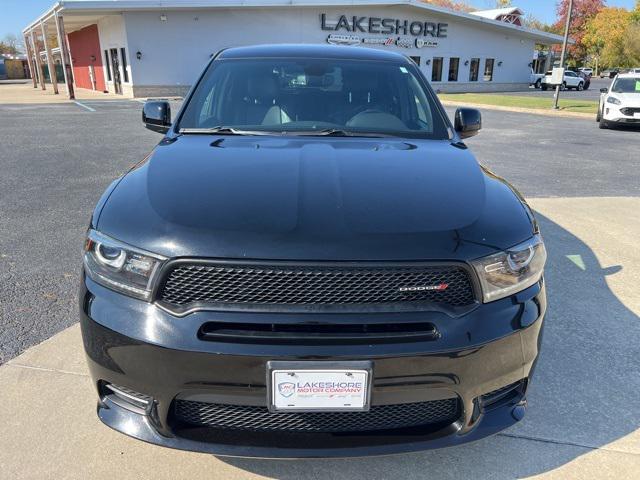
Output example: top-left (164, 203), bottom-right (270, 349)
top-left (67, 24), bottom-right (106, 92)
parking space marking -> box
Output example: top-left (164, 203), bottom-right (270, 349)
top-left (73, 100), bottom-right (96, 112)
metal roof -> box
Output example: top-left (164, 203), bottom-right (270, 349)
top-left (23, 0), bottom-right (565, 44)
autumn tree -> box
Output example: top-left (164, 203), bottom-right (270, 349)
top-left (554, 0), bottom-right (605, 63)
top-left (422, 0), bottom-right (474, 12)
top-left (632, 0), bottom-right (640, 23)
top-left (583, 8), bottom-right (631, 68)
top-left (623, 23), bottom-right (640, 66)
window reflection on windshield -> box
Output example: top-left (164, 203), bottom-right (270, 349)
top-left (178, 58), bottom-right (448, 139)
top-left (612, 78), bottom-right (640, 93)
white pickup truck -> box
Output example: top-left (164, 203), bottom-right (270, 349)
top-left (530, 68), bottom-right (544, 88)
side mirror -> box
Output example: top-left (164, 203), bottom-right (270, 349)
top-left (142, 101), bottom-right (171, 134)
top-left (600, 87), bottom-right (608, 94)
top-left (454, 107), bottom-right (481, 139)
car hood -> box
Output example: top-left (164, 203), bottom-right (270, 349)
top-left (96, 136), bottom-right (535, 261)
top-left (610, 92), bottom-right (640, 106)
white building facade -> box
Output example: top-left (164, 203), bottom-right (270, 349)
top-left (23, 0), bottom-right (564, 98)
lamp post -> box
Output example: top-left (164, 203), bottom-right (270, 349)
top-left (554, 0), bottom-right (573, 110)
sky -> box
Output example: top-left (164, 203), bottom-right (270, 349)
top-left (1, 0), bottom-right (638, 42)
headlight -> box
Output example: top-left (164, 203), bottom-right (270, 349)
top-left (471, 235), bottom-right (547, 303)
top-left (83, 230), bottom-right (166, 300)
top-left (607, 96), bottom-right (621, 105)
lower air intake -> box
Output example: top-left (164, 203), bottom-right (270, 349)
top-left (173, 398), bottom-right (461, 433)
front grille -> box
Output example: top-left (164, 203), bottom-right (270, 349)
top-left (620, 107), bottom-right (640, 116)
top-left (158, 261), bottom-right (476, 311)
top-left (173, 398), bottom-right (460, 433)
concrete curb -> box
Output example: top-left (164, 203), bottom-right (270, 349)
top-left (440, 100), bottom-right (595, 119)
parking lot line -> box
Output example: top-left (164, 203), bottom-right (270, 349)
top-left (73, 100), bottom-right (96, 112)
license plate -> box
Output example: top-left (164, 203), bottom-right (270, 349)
top-left (268, 362), bottom-right (371, 412)
top-left (634, 112), bottom-right (640, 119)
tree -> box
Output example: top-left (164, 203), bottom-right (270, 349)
top-left (584, 8), bottom-right (631, 68)
top-left (422, 0), bottom-right (474, 12)
top-left (523, 13), bottom-right (549, 31)
top-left (0, 34), bottom-right (20, 55)
top-left (553, 0), bottom-right (606, 63)
top-left (623, 23), bottom-right (640, 66)
top-left (495, 0), bottom-right (513, 7)
top-left (631, 0), bottom-right (640, 23)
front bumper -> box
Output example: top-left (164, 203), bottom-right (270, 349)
top-left (602, 105), bottom-right (640, 123)
top-left (80, 275), bottom-right (546, 458)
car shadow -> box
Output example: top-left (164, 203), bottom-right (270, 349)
top-left (217, 213), bottom-right (640, 479)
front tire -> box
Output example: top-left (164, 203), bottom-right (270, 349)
top-left (577, 82), bottom-right (584, 91)
top-left (560, 82), bottom-right (566, 91)
top-left (596, 108), bottom-right (601, 122)
top-left (599, 116), bottom-right (610, 129)
top-left (535, 79), bottom-right (542, 89)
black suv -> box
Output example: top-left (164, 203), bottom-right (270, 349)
top-left (80, 45), bottom-right (547, 458)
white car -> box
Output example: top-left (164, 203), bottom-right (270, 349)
top-left (597, 73), bottom-right (640, 129)
top-left (541, 70), bottom-right (585, 91)
top-left (578, 67), bottom-right (593, 76)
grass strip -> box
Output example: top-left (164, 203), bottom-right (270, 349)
top-left (439, 93), bottom-right (598, 114)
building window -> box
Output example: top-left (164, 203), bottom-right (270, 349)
top-left (448, 58), bottom-right (460, 82)
top-left (104, 50), bottom-right (112, 81)
top-left (120, 48), bottom-right (129, 83)
top-left (484, 58), bottom-right (495, 81)
top-left (431, 57), bottom-right (443, 82)
top-left (409, 56), bottom-right (421, 66)
top-left (469, 58), bottom-right (480, 82)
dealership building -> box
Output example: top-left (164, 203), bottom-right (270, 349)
top-left (23, 0), bottom-right (564, 98)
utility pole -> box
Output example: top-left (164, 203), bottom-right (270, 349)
top-left (554, 0), bottom-right (573, 109)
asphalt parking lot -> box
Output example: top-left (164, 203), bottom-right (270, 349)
top-left (1, 94), bottom-right (639, 478)
top-left (503, 77), bottom-right (611, 101)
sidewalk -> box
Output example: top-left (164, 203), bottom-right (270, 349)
top-left (0, 81), bottom-right (124, 104)
top-left (1, 197), bottom-right (639, 479)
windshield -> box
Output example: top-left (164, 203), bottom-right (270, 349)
top-left (611, 77), bottom-right (640, 94)
top-left (177, 58), bottom-right (449, 138)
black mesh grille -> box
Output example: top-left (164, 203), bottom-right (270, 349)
top-left (174, 399), bottom-right (460, 433)
top-left (621, 107), bottom-right (640, 116)
top-left (158, 262), bottom-right (475, 310)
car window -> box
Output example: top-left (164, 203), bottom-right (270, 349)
top-left (611, 78), bottom-right (640, 93)
top-left (178, 58), bottom-right (449, 139)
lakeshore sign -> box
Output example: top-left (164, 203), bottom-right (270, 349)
top-left (321, 13), bottom-right (448, 38)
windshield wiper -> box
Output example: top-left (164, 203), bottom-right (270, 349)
top-left (287, 128), bottom-right (391, 138)
top-left (179, 126), bottom-right (272, 136)
top-left (179, 126), bottom-right (394, 138)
